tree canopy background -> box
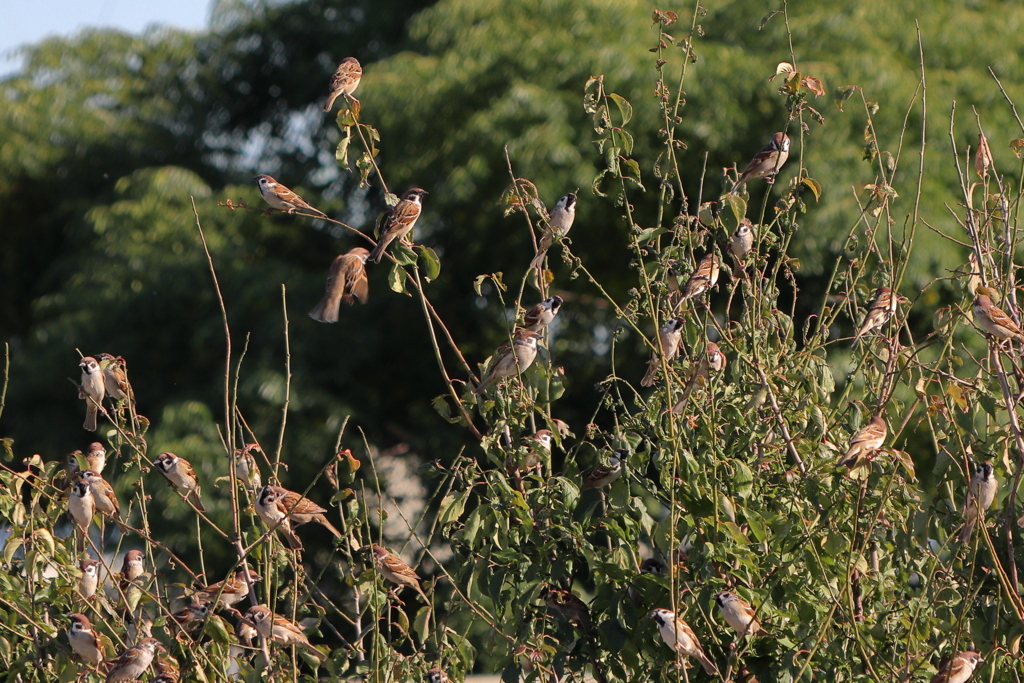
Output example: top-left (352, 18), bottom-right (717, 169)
top-left (3, 0), bottom-right (1024, 678)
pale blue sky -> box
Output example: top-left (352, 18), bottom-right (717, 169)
top-left (1, 0), bottom-right (212, 74)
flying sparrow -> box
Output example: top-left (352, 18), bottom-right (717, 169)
top-left (960, 461), bottom-right (998, 542)
top-left (193, 568), bottom-right (262, 610)
top-left (368, 188), bottom-right (428, 263)
top-left (475, 329), bottom-right (542, 394)
top-left (677, 253), bottom-right (721, 304)
top-left (731, 132), bottom-right (791, 191)
top-left (69, 479), bottom-right (95, 534)
top-left (837, 415), bottom-right (888, 474)
top-left (714, 590), bottom-right (763, 636)
top-left (95, 353), bottom-right (129, 402)
top-left (322, 57), bottom-right (362, 112)
top-left (79, 356), bottom-right (106, 432)
top-left (650, 608), bottom-right (718, 674)
top-left (854, 286), bottom-right (899, 341)
top-left (105, 637), bottom-right (162, 683)
top-left (170, 601), bottom-right (211, 629)
top-left (973, 294), bottom-right (1024, 342)
top-left (79, 470), bottom-right (122, 524)
top-left (371, 544), bottom-right (428, 601)
top-left (930, 650), bottom-right (984, 683)
top-left (120, 549), bottom-right (146, 583)
top-left (79, 558), bottom-right (100, 599)
top-left (309, 247), bottom-right (370, 322)
top-left (254, 175), bottom-right (326, 217)
top-left (582, 449), bottom-right (628, 490)
top-left (231, 444), bottom-right (262, 491)
top-left (523, 296), bottom-right (563, 332)
top-left (530, 193), bottom-right (577, 268)
top-left (244, 605), bottom-right (327, 663)
top-left (542, 585), bottom-right (594, 635)
top-left (426, 668), bottom-right (452, 683)
top-left (641, 318), bottom-right (684, 387)
top-left (256, 485), bottom-right (342, 551)
top-left (68, 613), bottom-right (105, 665)
top-left (154, 452), bottom-right (206, 512)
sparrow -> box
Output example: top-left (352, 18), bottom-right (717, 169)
top-left (231, 444), bottom-right (262, 491)
top-left (728, 219), bottom-right (754, 277)
top-left (731, 132), bottom-right (791, 191)
top-left (153, 661), bottom-right (180, 683)
top-left (85, 442), bottom-right (108, 474)
top-left (475, 329), bottom-right (542, 394)
top-left (837, 415), bottom-right (888, 473)
top-left (69, 479), bottom-right (95, 534)
top-left (582, 449), bottom-right (628, 490)
top-left (676, 253), bottom-right (721, 304)
top-left (154, 452), bottom-right (206, 512)
top-left (650, 608), bottom-right (718, 674)
top-left (254, 175), bottom-right (326, 217)
top-left (124, 610), bottom-right (154, 643)
top-left (930, 651), bottom-right (984, 683)
top-left (960, 461), bottom-right (998, 542)
top-left (673, 342), bottom-right (727, 413)
top-left (522, 428), bottom-right (553, 471)
top-left (641, 318), bottom-right (684, 387)
top-left (79, 558), bottom-right (100, 599)
top-left (79, 470), bottom-right (122, 524)
top-left (523, 296), bottom-right (563, 332)
top-left (309, 247), bottom-right (370, 322)
top-left (530, 193), bottom-right (577, 268)
top-left (68, 613), bottom-right (105, 665)
top-left (714, 590), bottom-right (763, 636)
top-left (371, 544), bottom-right (428, 601)
top-left (256, 485), bottom-right (342, 550)
top-left (855, 286), bottom-right (899, 340)
top-left (368, 188), bottom-right (428, 263)
top-left (105, 637), bottom-right (162, 683)
top-left (426, 668), bottom-right (451, 683)
top-left (974, 133), bottom-right (992, 179)
top-left (230, 618), bottom-right (258, 665)
top-left (192, 568), bottom-right (262, 609)
top-left (244, 605), bottom-right (327, 663)
top-left (541, 585), bottom-right (594, 635)
top-left (95, 353), bottom-right (129, 401)
top-left (170, 601), bottom-right (211, 629)
top-left (120, 549), bottom-right (146, 583)
top-left (973, 294), bottom-right (1024, 342)
top-left (629, 557), bottom-right (668, 606)
top-left (322, 57), bottom-right (362, 112)
top-left (79, 356), bottom-right (106, 432)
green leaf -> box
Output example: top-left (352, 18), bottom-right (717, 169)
top-left (335, 137), bottom-right (351, 167)
top-left (437, 488), bottom-right (472, 527)
top-left (801, 176), bottom-right (822, 201)
top-left (391, 242), bottom-right (418, 266)
top-left (417, 246), bottom-right (441, 281)
top-left (608, 93), bottom-right (632, 125)
top-left (721, 193), bottom-right (747, 227)
top-left (387, 264), bottom-right (408, 294)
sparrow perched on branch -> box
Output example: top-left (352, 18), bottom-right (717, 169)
top-left (930, 651), bottom-right (984, 683)
top-left (973, 294), bottom-right (1024, 342)
top-left (426, 668), bottom-right (452, 683)
top-left (731, 132), bottom-right (791, 191)
top-left (854, 286), bottom-right (899, 341)
top-left (475, 329), bottom-right (542, 394)
top-left (641, 318), bottom-right (684, 387)
top-left (170, 601), bottom-right (211, 630)
top-left (542, 585), bottom-right (594, 635)
top-left (245, 605), bottom-right (328, 662)
top-left (960, 461), bottom-right (997, 542)
top-left (85, 442), bottom-right (108, 475)
top-left (837, 415), bottom-right (888, 474)
top-left (672, 341), bottom-right (727, 413)
top-left (120, 550), bottom-right (145, 584)
top-left (79, 356), bottom-right (106, 432)
top-left (582, 449), bottom-right (628, 490)
top-left (105, 637), bottom-right (162, 683)
top-left (68, 613), bottom-right (105, 665)
top-left (309, 247), bottom-right (370, 322)
top-left (714, 590), bottom-right (764, 636)
top-left (95, 353), bottom-right (129, 402)
top-left (322, 57), bottom-right (362, 112)
top-left (231, 444), bottom-right (262, 491)
top-left (650, 608), bottom-right (718, 674)
top-left (371, 544), bottom-right (428, 601)
top-left (523, 296), bottom-right (563, 332)
top-left (154, 452), bottom-right (206, 512)
top-left (69, 479), bottom-right (95, 534)
top-left (254, 175), bottom-right (326, 217)
top-left (192, 568), bottom-right (262, 610)
top-left (256, 485), bottom-right (342, 550)
top-left (79, 470), bottom-right (122, 524)
top-left (79, 558), bottom-right (100, 599)
top-left (676, 253), bottom-right (721, 305)
top-left (368, 188), bottom-right (428, 263)
top-left (728, 219), bottom-right (754, 277)
top-left (530, 193), bottom-right (577, 268)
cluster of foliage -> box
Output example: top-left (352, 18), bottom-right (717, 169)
top-left (2, 0), bottom-right (1024, 682)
